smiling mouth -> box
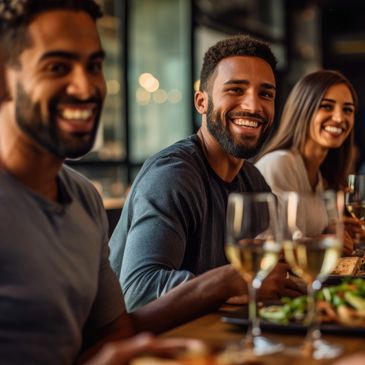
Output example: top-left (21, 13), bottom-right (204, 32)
top-left (323, 125), bottom-right (345, 136)
top-left (57, 105), bottom-right (97, 133)
top-left (231, 118), bottom-right (263, 128)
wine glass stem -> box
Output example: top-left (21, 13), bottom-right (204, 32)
top-left (247, 278), bottom-right (262, 342)
top-left (305, 281), bottom-right (321, 345)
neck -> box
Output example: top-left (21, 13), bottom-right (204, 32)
top-left (0, 119), bottom-right (63, 202)
top-left (301, 143), bottom-right (328, 190)
top-left (197, 123), bottom-right (244, 182)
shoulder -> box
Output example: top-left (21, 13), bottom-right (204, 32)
top-left (256, 149), bottom-right (294, 166)
top-left (256, 149), bottom-right (299, 174)
top-left (133, 135), bottom-right (208, 188)
top-left (255, 149), bottom-right (303, 192)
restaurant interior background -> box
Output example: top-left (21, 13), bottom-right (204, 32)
top-left (66, 0), bottom-right (365, 221)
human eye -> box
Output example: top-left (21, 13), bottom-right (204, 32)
top-left (343, 106), bottom-right (355, 114)
top-left (44, 62), bottom-right (70, 76)
top-left (226, 87), bottom-right (243, 94)
top-left (88, 60), bottom-right (103, 74)
top-left (260, 90), bottom-right (275, 99)
top-left (319, 103), bottom-right (333, 111)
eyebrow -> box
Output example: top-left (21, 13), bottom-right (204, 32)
top-left (223, 79), bottom-right (276, 90)
top-left (38, 50), bottom-right (106, 63)
top-left (322, 98), bottom-right (355, 106)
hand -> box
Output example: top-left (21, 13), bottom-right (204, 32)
top-left (258, 262), bottom-right (306, 300)
top-left (83, 334), bottom-right (207, 365)
top-left (344, 216), bottom-right (365, 239)
top-left (226, 294), bottom-right (248, 305)
top-left (83, 333), bottom-right (154, 365)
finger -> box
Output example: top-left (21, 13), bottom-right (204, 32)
top-left (284, 277), bottom-right (305, 291)
top-left (280, 287), bottom-right (304, 298)
top-left (226, 295), bottom-right (248, 305)
top-left (85, 333), bottom-right (154, 365)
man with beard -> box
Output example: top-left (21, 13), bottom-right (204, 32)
top-left (109, 35), bottom-right (303, 312)
top-left (0, 1), bottom-right (250, 364)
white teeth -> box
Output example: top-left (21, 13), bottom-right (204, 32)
top-left (324, 126), bottom-right (342, 135)
top-left (61, 109), bottom-right (92, 121)
top-left (233, 119), bottom-right (259, 127)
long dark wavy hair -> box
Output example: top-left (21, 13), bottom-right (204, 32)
top-left (255, 70), bottom-right (358, 189)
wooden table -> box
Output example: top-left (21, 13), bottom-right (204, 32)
top-left (160, 308), bottom-right (365, 365)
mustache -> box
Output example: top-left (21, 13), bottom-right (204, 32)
top-left (51, 96), bottom-right (103, 105)
top-left (228, 111), bottom-right (268, 125)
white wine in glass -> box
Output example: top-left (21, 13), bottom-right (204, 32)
top-left (225, 192), bottom-right (282, 356)
top-left (345, 174), bottom-right (365, 251)
top-left (282, 191), bottom-right (343, 359)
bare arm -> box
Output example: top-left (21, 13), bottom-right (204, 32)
top-left (129, 265), bottom-right (242, 334)
top-left (129, 262), bottom-right (304, 334)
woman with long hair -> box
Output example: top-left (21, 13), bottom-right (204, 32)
top-left (255, 69), bottom-right (358, 254)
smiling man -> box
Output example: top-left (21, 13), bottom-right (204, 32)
top-left (110, 35), bottom-right (303, 311)
top-left (0, 1), bottom-right (126, 363)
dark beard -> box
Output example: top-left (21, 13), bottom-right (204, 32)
top-left (206, 98), bottom-right (269, 159)
top-left (15, 82), bottom-right (103, 159)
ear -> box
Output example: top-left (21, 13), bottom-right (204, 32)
top-left (194, 90), bottom-right (208, 115)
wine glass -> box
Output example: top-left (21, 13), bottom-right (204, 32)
top-left (345, 174), bottom-right (365, 251)
top-left (225, 192), bottom-right (283, 356)
top-left (281, 190), bottom-right (343, 359)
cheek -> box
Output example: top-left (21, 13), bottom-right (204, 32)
top-left (96, 77), bottom-right (107, 99)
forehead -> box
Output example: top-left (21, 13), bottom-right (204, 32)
top-left (323, 83), bottom-right (353, 102)
top-left (212, 56), bottom-right (275, 88)
top-left (24, 10), bottom-right (102, 58)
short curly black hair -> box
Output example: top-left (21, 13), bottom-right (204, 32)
top-left (199, 34), bottom-right (277, 91)
top-left (0, 0), bottom-right (102, 67)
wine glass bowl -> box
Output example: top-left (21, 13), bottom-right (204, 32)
top-left (346, 175), bottom-right (365, 223)
top-left (281, 191), bottom-right (343, 359)
top-left (345, 174), bottom-right (365, 251)
top-left (225, 192), bottom-right (283, 356)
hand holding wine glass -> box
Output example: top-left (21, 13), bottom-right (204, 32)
top-left (225, 192), bottom-right (282, 356)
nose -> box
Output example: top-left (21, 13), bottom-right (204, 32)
top-left (332, 106), bottom-right (345, 123)
top-left (66, 66), bottom-right (95, 100)
top-left (240, 91), bottom-right (263, 114)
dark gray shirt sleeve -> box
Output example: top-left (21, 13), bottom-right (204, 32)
top-left (110, 158), bottom-right (200, 311)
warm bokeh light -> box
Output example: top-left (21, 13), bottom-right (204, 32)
top-left (168, 89), bottom-right (182, 103)
top-left (139, 72), bottom-right (160, 92)
top-left (136, 87), bottom-right (151, 105)
top-left (193, 80), bottom-right (200, 92)
top-left (138, 72), bottom-right (153, 86)
top-left (106, 80), bottom-right (121, 95)
top-left (153, 89), bottom-right (168, 104)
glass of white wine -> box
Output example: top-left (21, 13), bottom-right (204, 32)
top-left (225, 192), bottom-right (283, 356)
top-left (281, 191), bottom-right (343, 359)
top-left (346, 174), bottom-right (365, 251)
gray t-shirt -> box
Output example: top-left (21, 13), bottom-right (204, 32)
top-left (0, 166), bottom-right (123, 365)
top-left (109, 135), bottom-right (271, 311)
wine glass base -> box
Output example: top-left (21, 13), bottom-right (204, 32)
top-left (285, 339), bottom-right (342, 359)
top-left (220, 336), bottom-right (284, 364)
top-left (251, 336), bottom-right (285, 356)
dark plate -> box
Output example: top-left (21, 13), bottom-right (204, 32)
top-left (324, 274), bottom-right (365, 286)
top-left (221, 306), bottom-right (365, 336)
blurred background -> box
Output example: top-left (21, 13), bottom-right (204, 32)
top-left (66, 0), bottom-right (365, 209)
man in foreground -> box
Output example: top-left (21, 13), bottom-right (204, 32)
top-left (0, 1), bottom-right (299, 363)
top-left (110, 35), bottom-right (304, 311)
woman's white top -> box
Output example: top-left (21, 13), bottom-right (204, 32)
top-left (256, 149), bottom-right (326, 236)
